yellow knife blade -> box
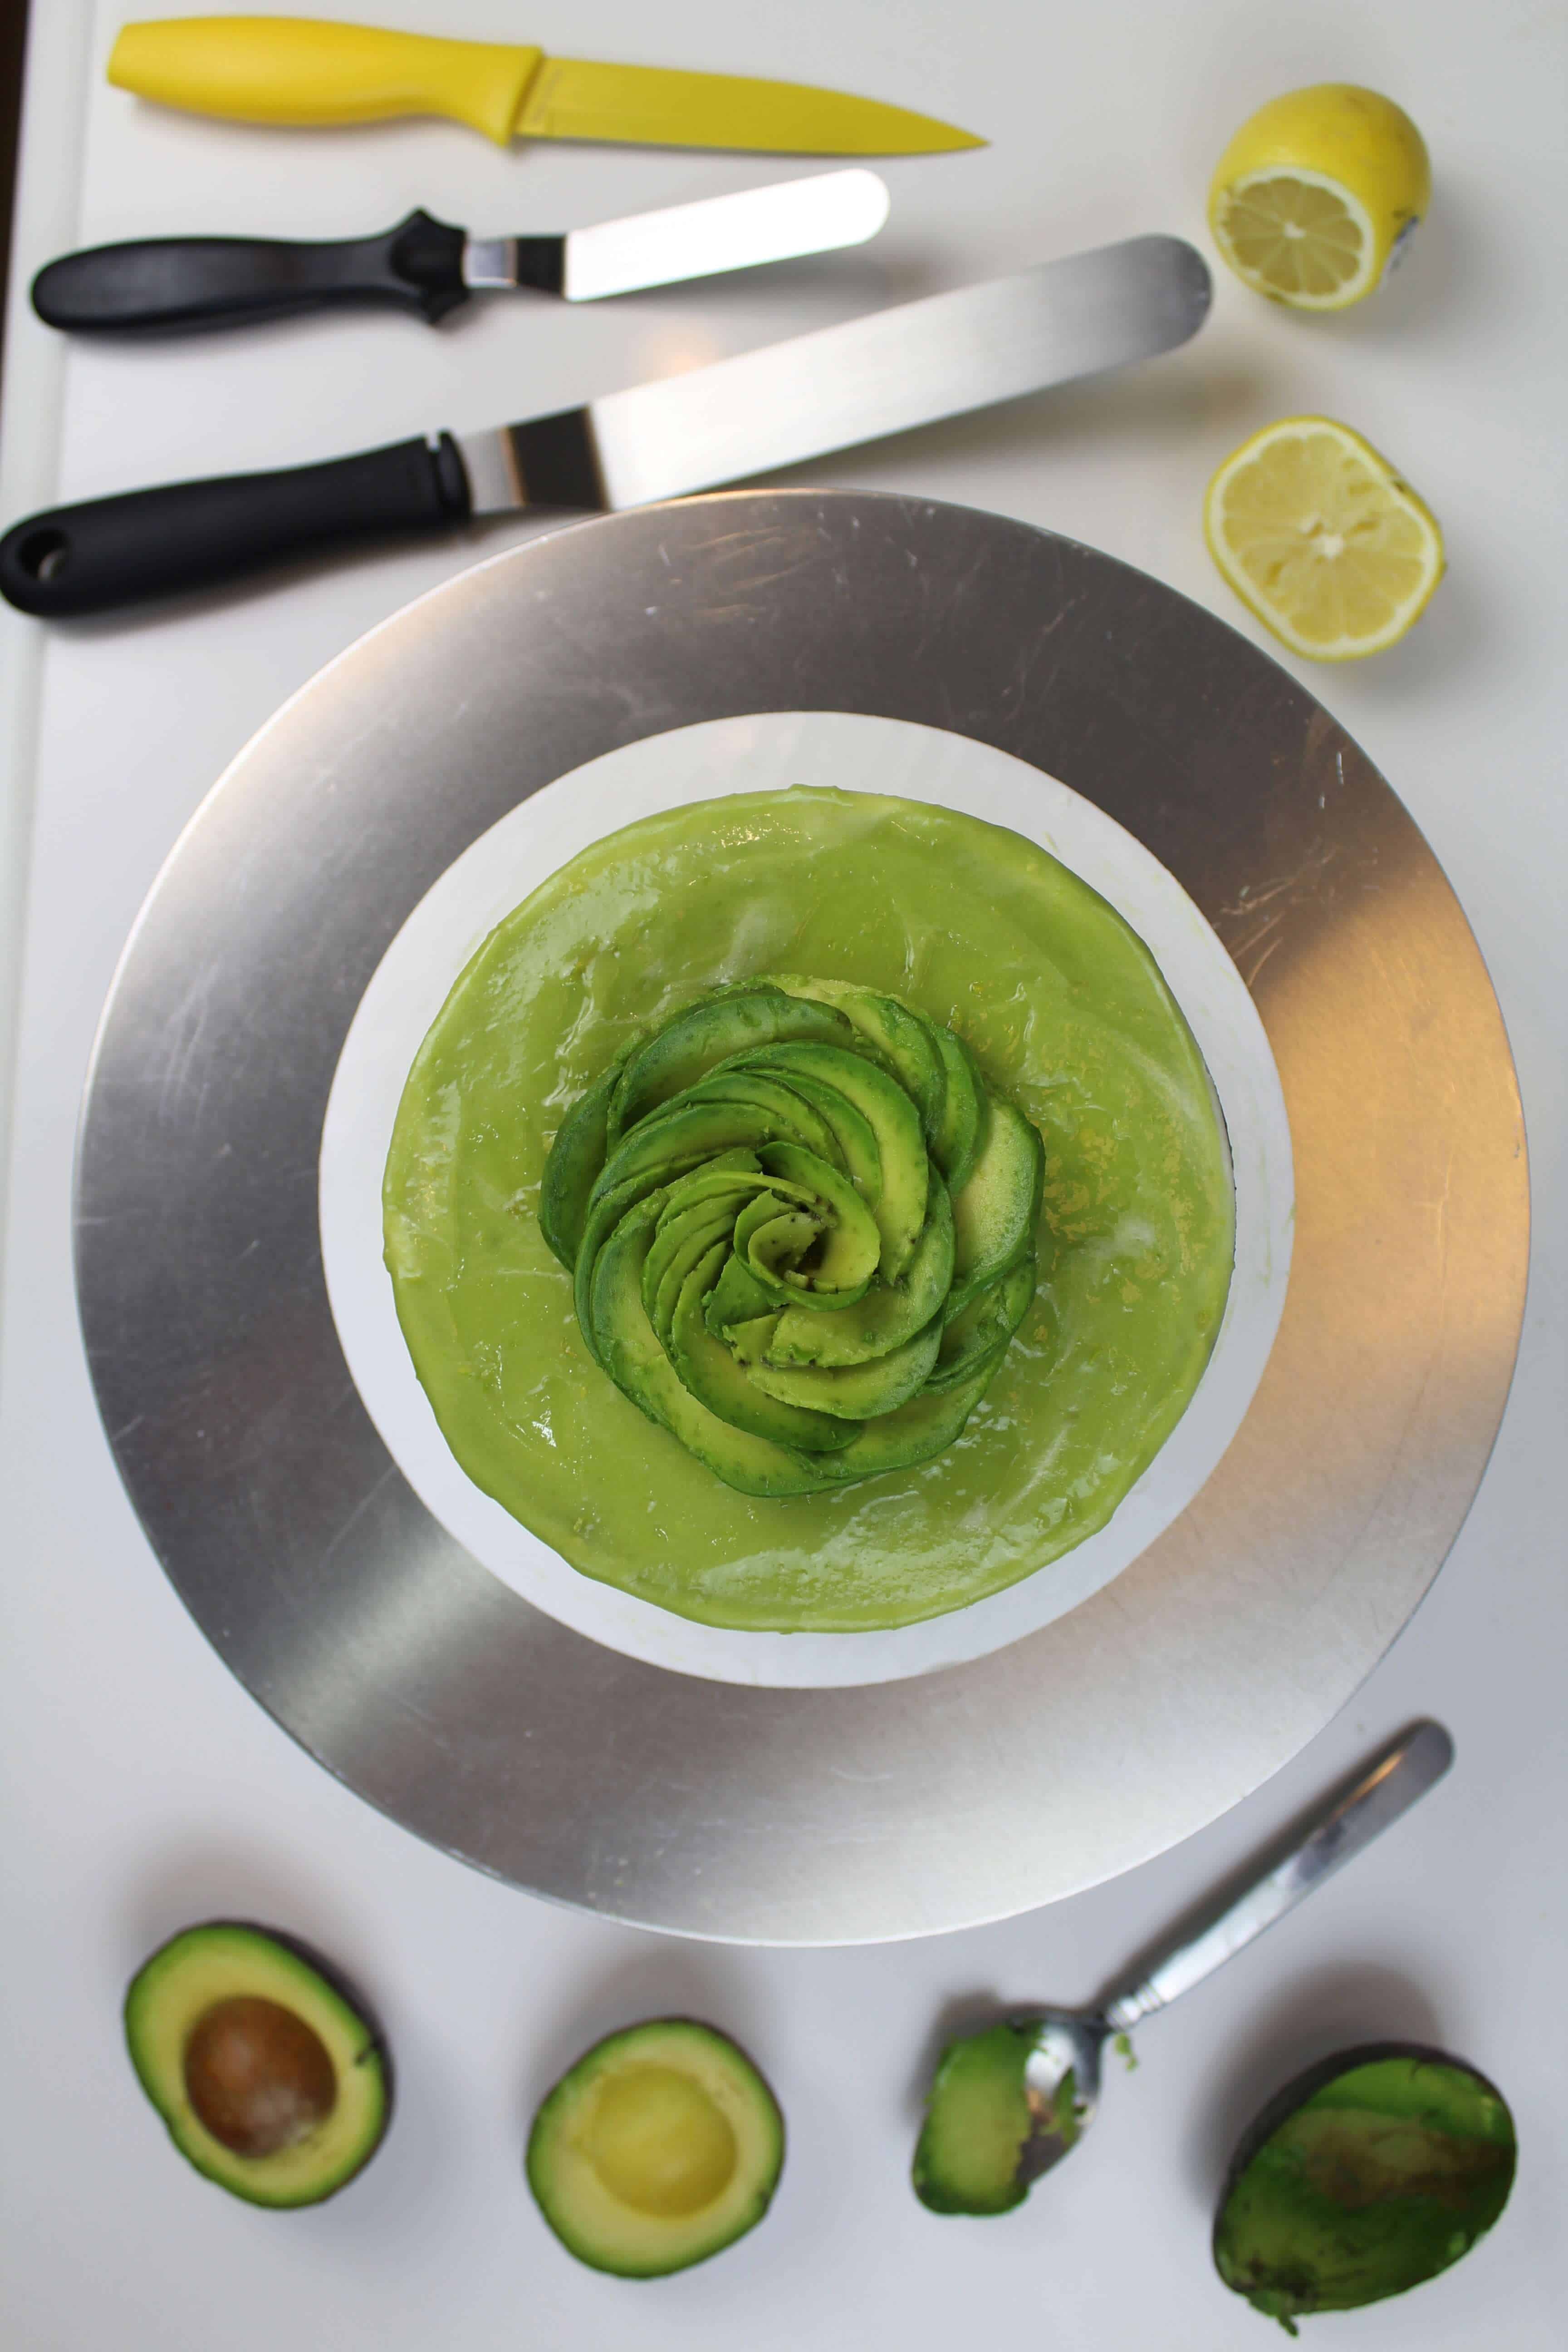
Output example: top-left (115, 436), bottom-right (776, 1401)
top-left (108, 18), bottom-right (985, 154)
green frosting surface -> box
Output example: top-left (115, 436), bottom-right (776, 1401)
top-left (383, 788), bottom-right (1235, 1632)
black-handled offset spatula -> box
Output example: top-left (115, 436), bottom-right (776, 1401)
top-left (31, 169), bottom-right (892, 334)
top-left (0, 236), bottom-right (1210, 619)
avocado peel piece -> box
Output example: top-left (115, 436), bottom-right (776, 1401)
top-left (542, 980), bottom-right (1043, 1496)
top-left (123, 1922), bottom-right (390, 2208)
top-left (527, 2018), bottom-right (784, 2277)
top-left (1214, 2043), bottom-right (1518, 2332)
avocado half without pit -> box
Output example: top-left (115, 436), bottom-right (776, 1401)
top-left (527, 2019), bottom-right (784, 2275)
top-left (124, 1924), bottom-right (390, 2206)
top-left (1215, 2043), bottom-right (1517, 2332)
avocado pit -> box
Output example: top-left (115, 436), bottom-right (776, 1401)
top-left (184, 1995), bottom-right (338, 2157)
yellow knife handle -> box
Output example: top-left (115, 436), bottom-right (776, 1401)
top-left (108, 18), bottom-right (543, 146)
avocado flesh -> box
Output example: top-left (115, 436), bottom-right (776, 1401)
top-left (814, 1351), bottom-right (1000, 1480)
top-left (739, 1042), bottom-right (928, 1283)
top-left (929, 1255), bottom-right (1037, 1391)
top-left (680, 1070), bottom-right (845, 1164)
top-left (528, 2019), bottom-right (785, 2278)
top-left (765, 974), bottom-right (947, 1145)
top-left (385, 787), bottom-right (1236, 1631)
top-left (608, 988), bottom-right (853, 1139)
top-left (668, 1244), bottom-right (858, 1453)
top-left (768, 1178), bottom-right (954, 1368)
top-left (754, 1142), bottom-right (881, 1307)
top-left (924, 1017), bottom-right (987, 1193)
top-left (591, 1196), bottom-right (828, 1496)
top-left (947, 1094), bottom-right (1046, 1319)
top-left (912, 2022), bottom-right (1036, 2215)
top-left (123, 1923), bottom-right (387, 2208)
top-left (747, 1313), bottom-right (942, 1419)
top-left (1214, 2045), bottom-right (1518, 2330)
top-left (539, 1052), bottom-right (632, 1270)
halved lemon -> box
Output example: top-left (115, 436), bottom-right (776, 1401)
top-left (1205, 417), bottom-right (1444, 661)
top-left (1210, 85), bottom-right (1430, 310)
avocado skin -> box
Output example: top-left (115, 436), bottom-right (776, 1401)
top-left (123, 1921), bottom-right (391, 2209)
top-left (1213, 2042), bottom-right (1518, 2330)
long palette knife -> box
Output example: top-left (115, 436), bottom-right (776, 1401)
top-left (0, 236), bottom-right (1210, 619)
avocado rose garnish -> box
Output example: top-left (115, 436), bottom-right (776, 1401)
top-left (539, 977), bottom-right (1044, 1496)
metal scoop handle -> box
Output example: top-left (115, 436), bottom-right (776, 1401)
top-left (1103, 1720), bottom-right (1453, 2031)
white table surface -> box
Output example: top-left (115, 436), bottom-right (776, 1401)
top-left (1, 3), bottom-right (1563, 2346)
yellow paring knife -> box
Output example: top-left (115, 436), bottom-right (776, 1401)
top-left (108, 17), bottom-right (985, 153)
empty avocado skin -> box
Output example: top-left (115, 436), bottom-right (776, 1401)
top-left (527, 2018), bottom-right (784, 2277)
top-left (123, 1922), bottom-right (390, 2208)
top-left (1214, 2043), bottom-right (1517, 2332)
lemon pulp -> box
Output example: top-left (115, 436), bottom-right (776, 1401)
top-left (1215, 170), bottom-right (1373, 304)
top-left (1205, 417), bottom-right (1444, 661)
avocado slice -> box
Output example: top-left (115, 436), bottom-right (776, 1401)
top-left (667, 1243), bottom-right (857, 1453)
top-left (737, 1042), bottom-right (929, 1281)
top-left (705, 1248), bottom-right (779, 1335)
top-left (768, 1177), bottom-right (954, 1367)
top-left (912, 2021), bottom-right (1036, 2216)
top-left (123, 1923), bottom-right (388, 2208)
top-left (750, 1143), bottom-right (881, 1308)
top-left (929, 1254), bottom-right (1037, 1392)
top-left (814, 1348), bottom-right (998, 1481)
top-left (763, 974), bottom-right (947, 1144)
top-left (527, 2018), bottom-right (784, 2277)
top-left (921, 1017), bottom-right (989, 1196)
top-left (730, 1061), bottom-right (883, 1207)
top-left (746, 1312), bottom-right (941, 1419)
top-left (538, 1049), bottom-right (635, 1271)
top-left (608, 989), bottom-right (853, 1139)
top-left (679, 1070), bottom-right (846, 1165)
top-left (947, 1093), bottom-right (1045, 1320)
top-left (1214, 2043), bottom-right (1517, 2332)
top-left (590, 1195), bottom-right (829, 1496)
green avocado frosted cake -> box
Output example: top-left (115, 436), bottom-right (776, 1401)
top-left (383, 787), bottom-right (1234, 1632)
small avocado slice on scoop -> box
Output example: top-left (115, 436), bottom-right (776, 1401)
top-left (124, 1922), bottom-right (389, 2206)
top-left (912, 2021), bottom-right (1038, 2215)
top-left (527, 2018), bottom-right (784, 2276)
top-left (1214, 2043), bottom-right (1517, 2332)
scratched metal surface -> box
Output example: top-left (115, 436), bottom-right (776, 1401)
top-left (74, 491), bottom-right (1528, 1942)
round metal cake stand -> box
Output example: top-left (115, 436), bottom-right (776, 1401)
top-left (76, 492), bottom-right (1527, 1944)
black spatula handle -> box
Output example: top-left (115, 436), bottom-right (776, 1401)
top-left (0, 434), bottom-right (473, 617)
top-left (31, 210), bottom-right (471, 333)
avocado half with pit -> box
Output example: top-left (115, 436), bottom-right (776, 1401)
top-left (1214, 2043), bottom-right (1517, 2332)
top-left (124, 1923), bottom-right (389, 2207)
top-left (526, 2019), bottom-right (784, 2275)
